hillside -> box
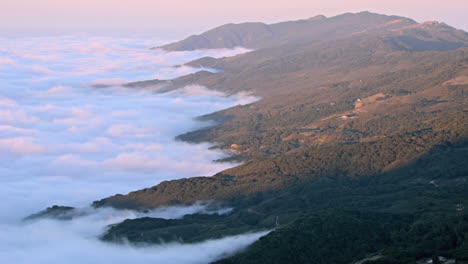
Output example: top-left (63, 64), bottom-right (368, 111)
top-left (215, 211), bottom-right (468, 264)
top-left (89, 12), bottom-right (468, 264)
top-left (133, 18), bottom-right (468, 98)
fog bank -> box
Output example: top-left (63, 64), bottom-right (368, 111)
top-left (0, 36), bottom-right (260, 263)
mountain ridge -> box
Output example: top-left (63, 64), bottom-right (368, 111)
top-left (157, 11), bottom-right (415, 51)
top-left (131, 13), bottom-right (468, 99)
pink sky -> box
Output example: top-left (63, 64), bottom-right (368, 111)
top-left (1, 0), bottom-right (467, 37)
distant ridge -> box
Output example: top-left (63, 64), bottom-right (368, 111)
top-left (157, 11), bottom-right (415, 51)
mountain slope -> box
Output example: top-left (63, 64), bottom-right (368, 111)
top-left (90, 12), bottom-right (468, 264)
top-left (95, 46), bottom-right (468, 209)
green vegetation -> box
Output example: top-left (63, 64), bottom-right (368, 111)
top-left (102, 139), bottom-right (467, 261)
top-left (214, 211), bottom-right (468, 264)
top-left (102, 212), bottom-right (275, 244)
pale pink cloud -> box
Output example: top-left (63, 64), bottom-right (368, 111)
top-left (53, 107), bottom-right (99, 131)
top-left (1, 0), bottom-right (467, 37)
top-left (69, 61), bottom-right (121, 76)
top-left (67, 137), bottom-right (115, 153)
top-left (0, 109), bottom-right (39, 124)
top-left (66, 118), bottom-right (102, 133)
top-left (0, 125), bottom-right (36, 135)
top-left (20, 54), bottom-right (62, 61)
top-left (0, 96), bottom-right (17, 108)
top-left (53, 108), bottom-right (94, 125)
top-left (123, 143), bottom-right (164, 152)
top-left (60, 140), bottom-right (164, 154)
top-left (53, 154), bottom-right (98, 167)
top-left (106, 124), bottom-right (156, 137)
top-left (34, 104), bottom-right (62, 112)
top-left (103, 152), bottom-right (156, 169)
top-left (102, 151), bottom-right (233, 175)
top-left (77, 42), bottom-right (126, 54)
top-left (0, 58), bottom-right (15, 66)
top-left (42, 85), bottom-right (73, 96)
top-left (31, 65), bottom-right (55, 75)
top-left (0, 137), bottom-right (44, 155)
top-left (70, 107), bottom-right (93, 119)
top-left (108, 109), bottom-right (139, 118)
top-left (52, 152), bottom-right (164, 170)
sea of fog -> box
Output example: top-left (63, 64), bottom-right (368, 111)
top-left (0, 36), bottom-right (265, 263)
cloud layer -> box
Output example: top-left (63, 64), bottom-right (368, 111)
top-left (0, 36), bottom-right (259, 263)
top-left (0, 205), bottom-right (267, 264)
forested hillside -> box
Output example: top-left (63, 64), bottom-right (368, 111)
top-left (92, 12), bottom-right (468, 264)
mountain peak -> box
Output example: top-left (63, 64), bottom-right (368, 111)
top-left (423, 21), bottom-right (444, 25)
top-left (420, 20), bottom-right (453, 29)
top-left (386, 18), bottom-right (417, 25)
top-left (307, 15), bottom-right (327, 21)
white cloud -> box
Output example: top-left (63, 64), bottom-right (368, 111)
top-left (91, 78), bottom-right (129, 87)
top-left (232, 91), bottom-right (261, 105)
top-left (172, 86), bottom-right (260, 106)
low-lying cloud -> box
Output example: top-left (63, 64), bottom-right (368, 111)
top-left (174, 85), bottom-right (260, 106)
top-left (0, 36), bottom-right (260, 263)
top-left (1, 204), bottom-right (267, 264)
